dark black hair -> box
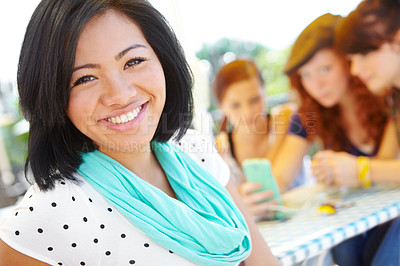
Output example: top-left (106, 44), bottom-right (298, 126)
top-left (335, 0), bottom-right (400, 54)
top-left (18, 0), bottom-right (193, 191)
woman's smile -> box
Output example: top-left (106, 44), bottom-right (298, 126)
top-left (68, 10), bottom-right (166, 154)
top-left (101, 101), bottom-right (148, 132)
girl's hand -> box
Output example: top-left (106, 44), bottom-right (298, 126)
top-left (312, 150), bottom-right (359, 188)
top-left (215, 132), bottom-right (230, 156)
top-left (238, 182), bottom-right (278, 217)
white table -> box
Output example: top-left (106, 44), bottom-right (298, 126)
top-left (258, 183), bottom-right (400, 265)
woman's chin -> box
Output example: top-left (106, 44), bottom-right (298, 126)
top-left (318, 100), bottom-right (337, 108)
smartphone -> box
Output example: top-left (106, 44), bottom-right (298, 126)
top-left (241, 158), bottom-right (282, 205)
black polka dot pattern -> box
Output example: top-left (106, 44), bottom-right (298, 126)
top-left (3, 132), bottom-right (221, 265)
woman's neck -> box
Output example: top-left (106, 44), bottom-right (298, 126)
top-left (338, 88), bottom-right (373, 146)
top-left (99, 143), bottom-right (176, 197)
top-left (338, 88), bottom-right (356, 114)
top-left (393, 81), bottom-right (400, 91)
top-left (99, 143), bottom-right (156, 177)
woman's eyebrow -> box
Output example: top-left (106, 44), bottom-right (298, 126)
top-left (115, 44), bottom-right (147, 61)
top-left (72, 44), bottom-right (147, 72)
top-left (72, 63), bottom-right (101, 72)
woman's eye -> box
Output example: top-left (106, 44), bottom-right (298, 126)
top-left (249, 96), bottom-right (261, 105)
top-left (72, 75), bottom-right (95, 87)
top-left (124, 57), bottom-right (147, 70)
top-left (230, 103), bottom-right (240, 109)
top-left (320, 66), bottom-right (331, 73)
top-left (300, 72), bottom-right (310, 79)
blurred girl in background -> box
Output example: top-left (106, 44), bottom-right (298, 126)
top-left (214, 59), bottom-right (294, 218)
top-left (331, 0), bottom-right (400, 264)
top-left (273, 12), bottom-right (399, 266)
top-left (273, 13), bottom-right (398, 192)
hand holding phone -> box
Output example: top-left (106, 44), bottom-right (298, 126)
top-left (241, 158), bottom-right (282, 205)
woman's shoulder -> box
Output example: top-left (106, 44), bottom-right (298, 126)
top-left (214, 131), bottom-right (231, 156)
top-left (0, 179), bottom-right (196, 265)
top-left (0, 180), bottom-right (105, 264)
top-left (172, 129), bottom-right (230, 186)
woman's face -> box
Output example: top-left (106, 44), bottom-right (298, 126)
top-left (349, 42), bottom-right (400, 94)
top-left (298, 48), bottom-right (350, 108)
top-left (220, 76), bottom-right (266, 130)
top-left (68, 10), bottom-right (166, 155)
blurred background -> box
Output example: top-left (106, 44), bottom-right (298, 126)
top-left (0, 0), bottom-right (361, 207)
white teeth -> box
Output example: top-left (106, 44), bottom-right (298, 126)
top-left (127, 112), bottom-right (134, 120)
top-left (120, 114), bottom-right (128, 123)
top-left (107, 105), bottom-right (143, 124)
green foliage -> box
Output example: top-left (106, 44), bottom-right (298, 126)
top-left (196, 38), bottom-right (270, 82)
top-left (0, 124), bottom-right (28, 166)
top-left (254, 45), bottom-right (292, 96)
top-left (195, 38), bottom-right (291, 110)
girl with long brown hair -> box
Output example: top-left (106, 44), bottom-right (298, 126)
top-left (318, 0), bottom-right (400, 264)
top-left (273, 13), bottom-right (399, 265)
top-left (273, 13), bottom-right (398, 192)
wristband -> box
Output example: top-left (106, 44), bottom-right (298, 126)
top-left (357, 156), bottom-right (371, 188)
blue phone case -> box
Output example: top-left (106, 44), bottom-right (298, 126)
top-left (242, 158), bottom-right (282, 205)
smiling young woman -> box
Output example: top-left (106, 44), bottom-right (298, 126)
top-left (0, 1), bottom-right (279, 265)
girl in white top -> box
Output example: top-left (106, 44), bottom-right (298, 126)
top-left (0, 131), bottom-right (239, 265)
top-left (0, 0), bottom-right (279, 265)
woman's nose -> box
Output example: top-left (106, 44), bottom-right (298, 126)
top-left (243, 104), bottom-right (255, 120)
top-left (309, 76), bottom-right (324, 91)
top-left (101, 75), bottom-right (137, 106)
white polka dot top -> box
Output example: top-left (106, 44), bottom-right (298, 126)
top-left (0, 130), bottom-right (230, 265)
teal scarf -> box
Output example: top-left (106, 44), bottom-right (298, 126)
top-left (77, 141), bottom-right (251, 265)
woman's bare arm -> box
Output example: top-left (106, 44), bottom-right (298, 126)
top-left (225, 179), bottom-right (280, 266)
top-left (266, 104), bottom-right (296, 162)
top-left (271, 134), bottom-right (310, 192)
top-left (0, 239), bottom-right (49, 266)
top-left (376, 119), bottom-right (400, 159)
